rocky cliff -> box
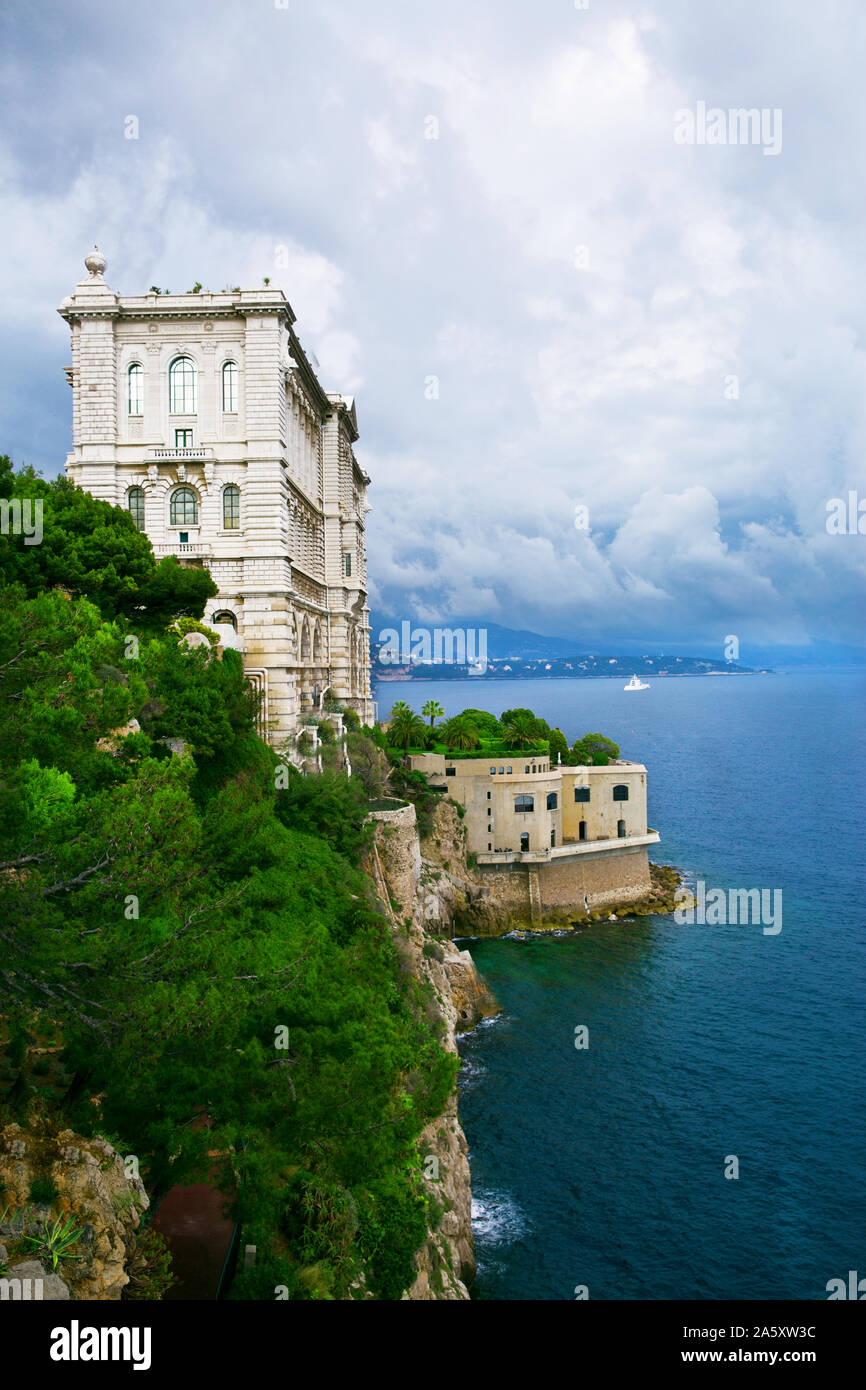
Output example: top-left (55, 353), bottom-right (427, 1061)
top-left (0, 1121), bottom-right (150, 1299)
top-left (364, 801), bottom-right (498, 1300)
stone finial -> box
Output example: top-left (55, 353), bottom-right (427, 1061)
top-left (84, 245), bottom-right (107, 279)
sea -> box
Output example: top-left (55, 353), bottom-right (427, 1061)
top-left (373, 672), bottom-right (866, 1300)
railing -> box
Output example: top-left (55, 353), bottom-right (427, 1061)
top-left (147, 447), bottom-right (214, 461)
top-left (155, 542), bottom-right (213, 557)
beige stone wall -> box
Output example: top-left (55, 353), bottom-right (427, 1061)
top-left (472, 844), bottom-right (653, 926)
top-left (561, 763), bottom-right (648, 843)
top-left (410, 755), bottom-right (649, 859)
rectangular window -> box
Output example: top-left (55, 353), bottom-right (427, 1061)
top-left (222, 361), bottom-right (238, 413)
top-left (175, 429), bottom-right (193, 448)
top-left (445, 767), bottom-right (456, 777)
top-left (128, 365), bottom-right (143, 415)
top-left (574, 787), bottom-right (591, 803)
top-left (344, 552), bottom-right (352, 577)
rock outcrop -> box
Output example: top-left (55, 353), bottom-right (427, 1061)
top-left (0, 1121), bottom-right (149, 1300)
top-left (365, 801), bottom-right (499, 1300)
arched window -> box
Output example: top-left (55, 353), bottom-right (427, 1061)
top-left (547, 792), bottom-right (558, 810)
top-left (613, 784), bottom-right (630, 802)
top-left (169, 356), bottom-right (197, 414)
top-left (127, 363), bottom-right (143, 415)
top-left (222, 484), bottom-right (240, 530)
top-left (574, 786), bottom-right (591, 803)
top-left (222, 361), bottom-right (238, 413)
top-left (300, 622), bottom-right (311, 662)
top-left (170, 486), bottom-right (198, 526)
top-left (312, 626), bottom-right (322, 662)
top-left (489, 767), bottom-right (497, 775)
top-left (514, 795), bottom-right (535, 814)
top-left (520, 834), bottom-right (530, 852)
top-left (127, 486), bottom-right (145, 531)
top-left (212, 610), bottom-right (237, 631)
top-left (617, 820), bottom-right (627, 838)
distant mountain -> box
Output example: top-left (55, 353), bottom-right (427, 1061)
top-left (369, 614), bottom-right (866, 673)
top-left (370, 615), bottom-right (584, 661)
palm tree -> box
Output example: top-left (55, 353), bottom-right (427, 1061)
top-left (389, 708), bottom-right (427, 758)
top-left (501, 711), bottom-right (540, 750)
top-left (441, 715), bottom-right (480, 751)
top-left (389, 700), bottom-right (413, 721)
top-left (422, 699), bottom-right (445, 729)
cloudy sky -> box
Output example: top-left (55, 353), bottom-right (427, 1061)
top-left (1, 0), bottom-right (864, 655)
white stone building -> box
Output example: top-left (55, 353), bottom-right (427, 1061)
top-left (59, 249), bottom-right (375, 744)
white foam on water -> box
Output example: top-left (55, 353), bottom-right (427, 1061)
top-left (471, 1190), bottom-right (528, 1246)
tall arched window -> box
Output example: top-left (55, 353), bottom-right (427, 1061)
top-left (169, 356), bottom-right (197, 414)
top-left (170, 487), bottom-right (199, 526)
top-left (546, 792), bottom-right (558, 810)
top-left (222, 484), bottom-right (240, 530)
top-left (127, 363), bottom-right (143, 416)
top-left (222, 361), bottom-right (238, 413)
top-left (127, 486), bottom-right (145, 531)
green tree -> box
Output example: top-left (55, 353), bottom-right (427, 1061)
top-left (421, 699), bottom-right (444, 729)
top-left (456, 707), bottom-right (503, 739)
top-left (571, 732), bottom-right (620, 766)
top-left (0, 583), bottom-right (458, 1301)
top-left (388, 708), bottom-right (427, 757)
top-left (547, 728), bottom-right (570, 764)
top-left (440, 715), bottom-right (480, 751)
top-left (500, 709), bottom-right (543, 750)
top-left (0, 460), bottom-right (215, 630)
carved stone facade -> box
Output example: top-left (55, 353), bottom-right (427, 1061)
top-left (59, 251), bottom-right (374, 744)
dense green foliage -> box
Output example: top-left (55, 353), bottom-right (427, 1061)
top-left (0, 457), bottom-right (216, 630)
top-left (0, 463), bottom-right (457, 1300)
top-left (381, 701), bottom-right (620, 769)
top-left (571, 732), bottom-right (621, 765)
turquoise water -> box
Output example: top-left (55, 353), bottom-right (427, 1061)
top-left (375, 673), bottom-right (866, 1300)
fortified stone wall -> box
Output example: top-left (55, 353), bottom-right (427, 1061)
top-left (419, 799), bottom-right (675, 935)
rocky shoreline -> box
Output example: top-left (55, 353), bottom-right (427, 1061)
top-left (365, 797), bottom-right (682, 1299)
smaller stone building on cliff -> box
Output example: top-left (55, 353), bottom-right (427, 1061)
top-left (408, 752), bottom-right (661, 923)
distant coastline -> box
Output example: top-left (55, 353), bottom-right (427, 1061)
top-left (375, 659), bottom-right (768, 682)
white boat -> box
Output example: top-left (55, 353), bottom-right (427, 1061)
top-left (624, 674), bottom-right (650, 691)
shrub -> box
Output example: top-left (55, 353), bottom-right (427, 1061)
top-left (28, 1175), bottom-right (59, 1206)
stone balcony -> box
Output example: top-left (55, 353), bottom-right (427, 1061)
top-left (154, 542), bottom-right (213, 558)
top-left (476, 830), bottom-right (661, 867)
top-left (147, 447), bottom-right (214, 461)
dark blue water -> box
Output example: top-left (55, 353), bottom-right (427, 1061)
top-left (375, 674), bottom-right (866, 1299)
